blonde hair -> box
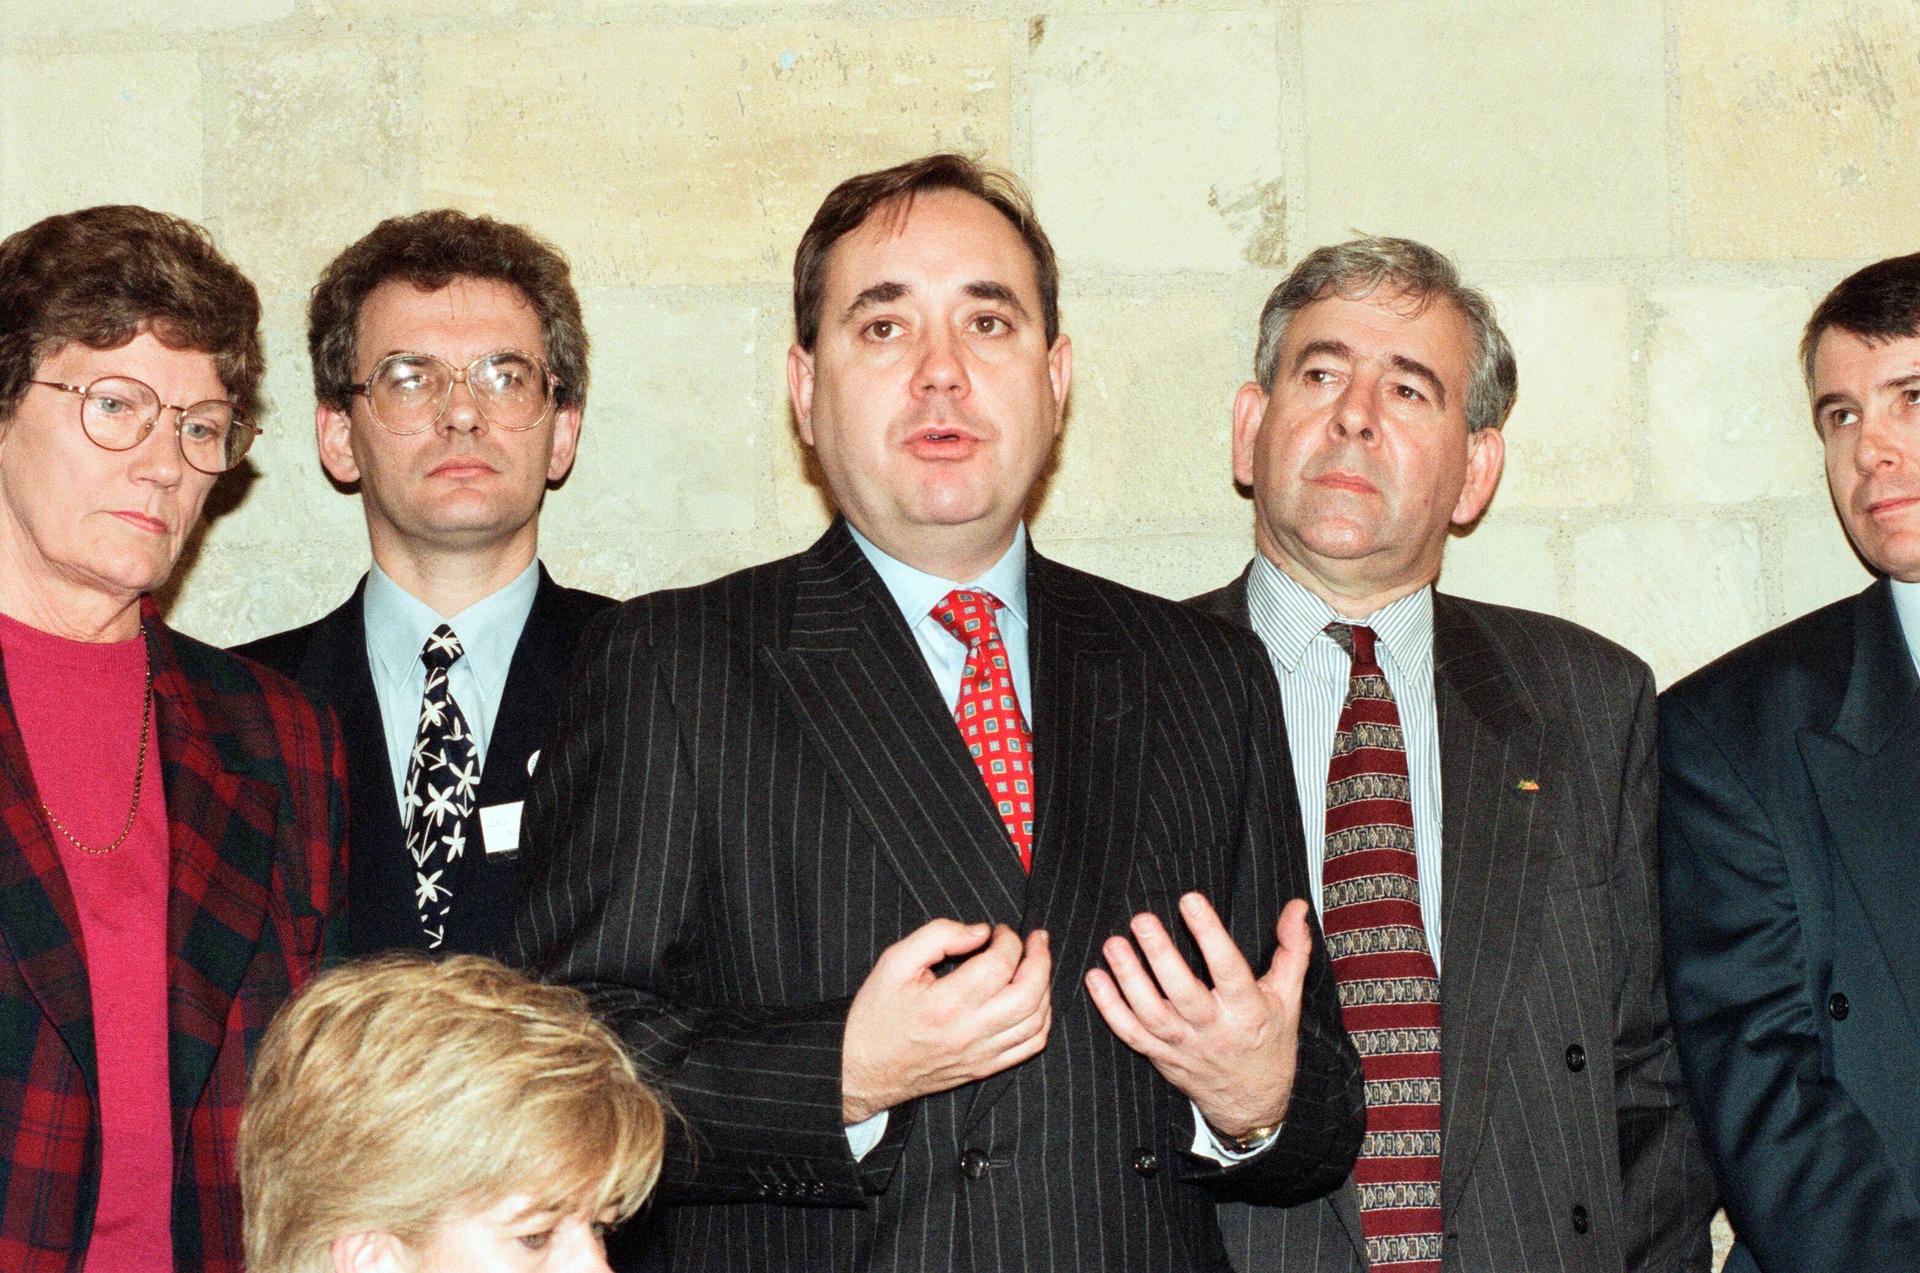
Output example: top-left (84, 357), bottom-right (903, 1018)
top-left (240, 954), bottom-right (664, 1273)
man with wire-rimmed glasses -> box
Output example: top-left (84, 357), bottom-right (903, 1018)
top-left (237, 210), bottom-right (614, 964)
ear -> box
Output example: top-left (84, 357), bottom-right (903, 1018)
top-left (787, 344), bottom-right (817, 446)
top-left (1450, 424), bottom-right (1506, 526)
top-left (316, 401), bottom-right (361, 485)
top-left (1047, 334), bottom-right (1073, 436)
top-left (547, 403), bottom-right (582, 483)
top-left (1231, 382), bottom-right (1270, 489)
top-left (331, 1230), bottom-right (409, 1273)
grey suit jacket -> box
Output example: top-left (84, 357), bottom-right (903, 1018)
top-left (510, 523), bottom-right (1365, 1273)
top-left (1191, 566), bottom-right (1716, 1273)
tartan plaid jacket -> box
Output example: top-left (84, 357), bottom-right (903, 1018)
top-left (0, 600), bottom-right (348, 1272)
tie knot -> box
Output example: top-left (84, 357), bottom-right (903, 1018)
top-left (420, 624), bottom-right (465, 673)
top-left (1325, 622), bottom-right (1381, 671)
top-left (932, 589), bottom-right (1005, 648)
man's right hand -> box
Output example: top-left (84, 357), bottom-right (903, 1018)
top-left (841, 919), bottom-right (1052, 1125)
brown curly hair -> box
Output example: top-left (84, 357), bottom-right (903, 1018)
top-left (308, 210), bottom-right (588, 413)
top-left (0, 205), bottom-right (264, 422)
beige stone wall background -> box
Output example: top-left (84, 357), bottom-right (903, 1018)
top-left (0, 0), bottom-right (1910, 694)
top-left (7, 0), bottom-right (1904, 1258)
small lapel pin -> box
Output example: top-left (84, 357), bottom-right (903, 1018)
top-left (1517, 779), bottom-right (1540, 792)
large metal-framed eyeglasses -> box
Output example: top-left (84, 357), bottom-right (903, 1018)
top-left (349, 350), bottom-right (559, 436)
top-left (29, 377), bottom-right (258, 475)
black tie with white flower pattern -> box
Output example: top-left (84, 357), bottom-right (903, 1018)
top-left (400, 624), bottom-right (481, 950)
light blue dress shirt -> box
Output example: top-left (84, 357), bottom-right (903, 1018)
top-left (1890, 579), bottom-right (1920, 680)
top-left (363, 559), bottom-right (541, 804)
top-left (1245, 556), bottom-right (1447, 967)
top-left (846, 524), bottom-right (1252, 1165)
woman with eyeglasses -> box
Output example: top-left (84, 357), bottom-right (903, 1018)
top-left (0, 204), bottom-right (346, 1273)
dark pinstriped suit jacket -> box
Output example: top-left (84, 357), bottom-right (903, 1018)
top-left (1191, 569), bottom-right (1717, 1273)
top-left (510, 521), bottom-right (1365, 1273)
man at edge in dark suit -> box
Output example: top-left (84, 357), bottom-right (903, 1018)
top-left (237, 211), bottom-right (612, 961)
top-left (1661, 253), bottom-right (1920, 1272)
top-left (1192, 237), bottom-right (1715, 1272)
top-left (510, 154), bottom-right (1366, 1272)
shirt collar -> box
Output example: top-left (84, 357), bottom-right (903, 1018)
top-left (1890, 579), bottom-right (1920, 680)
top-left (1246, 554), bottom-right (1433, 678)
top-left (847, 522), bottom-right (1030, 631)
top-left (363, 558), bottom-right (542, 689)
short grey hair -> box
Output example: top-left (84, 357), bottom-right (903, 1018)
top-left (1253, 236), bottom-right (1518, 434)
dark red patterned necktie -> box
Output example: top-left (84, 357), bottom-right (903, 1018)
top-left (1320, 623), bottom-right (1443, 1273)
top-left (932, 590), bottom-right (1034, 873)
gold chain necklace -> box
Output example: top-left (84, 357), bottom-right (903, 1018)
top-left (41, 654), bottom-right (153, 857)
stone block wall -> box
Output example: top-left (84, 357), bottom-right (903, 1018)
top-left (1, 0), bottom-right (1911, 696)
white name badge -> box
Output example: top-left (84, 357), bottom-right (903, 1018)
top-left (479, 801), bottom-right (524, 858)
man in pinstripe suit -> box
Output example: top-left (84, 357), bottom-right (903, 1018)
top-left (509, 154), bottom-right (1365, 1273)
top-left (1193, 237), bottom-right (1716, 1272)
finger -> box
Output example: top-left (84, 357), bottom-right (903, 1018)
top-left (1006, 929), bottom-right (1052, 1002)
top-left (1178, 891), bottom-right (1258, 1000)
top-left (978, 992), bottom-right (1052, 1056)
top-left (1084, 967), bottom-right (1166, 1059)
top-left (974, 932), bottom-right (1053, 1033)
top-left (934, 924), bottom-right (1027, 1007)
top-left (1100, 933), bottom-right (1188, 1041)
top-left (979, 1004), bottom-right (1053, 1076)
top-left (1130, 911), bottom-right (1216, 1023)
top-left (1260, 898), bottom-right (1314, 998)
top-left (886, 918), bottom-right (992, 978)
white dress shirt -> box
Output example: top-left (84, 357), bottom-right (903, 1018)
top-left (1245, 556), bottom-right (1447, 967)
top-left (1890, 579), bottom-right (1920, 680)
top-left (846, 524), bottom-right (1254, 1165)
top-left (362, 559), bottom-right (541, 804)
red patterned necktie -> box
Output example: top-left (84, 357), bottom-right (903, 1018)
top-left (1320, 623), bottom-right (1443, 1273)
top-left (932, 589), bottom-right (1034, 873)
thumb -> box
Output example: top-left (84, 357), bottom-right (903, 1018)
top-left (1262, 898), bottom-right (1314, 991)
top-left (894, 917), bottom-right (994, 972)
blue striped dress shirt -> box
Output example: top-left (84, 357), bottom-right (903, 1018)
top-left (1245, 555), bottom-right (1447, 968)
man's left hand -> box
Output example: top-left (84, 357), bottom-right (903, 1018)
top-left (1085, 892), bottom-right (1312, 1144)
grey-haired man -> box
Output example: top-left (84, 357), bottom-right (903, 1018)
top-left (1192, 237), bottom-right (1716, 1272)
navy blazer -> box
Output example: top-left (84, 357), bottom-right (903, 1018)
top-left (1661, 578), bottom-right (1920, 1272)
top-left (234, 565), bottom-right (613, 959)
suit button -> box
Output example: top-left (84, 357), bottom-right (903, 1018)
top-left (1829, 992), bottom-right (1850, 1021)
top-left (1571, 1204), bottom-right (1590, 1234)
top-left (1131, 1149), bottom-right (1159, 1178)
top-left (1565, 1043), bottom-right (1587, 1073)
top-left (773, 1182), bottom-right (790, 1198)
top-left (959, 1148), bottom-right (989, 1180)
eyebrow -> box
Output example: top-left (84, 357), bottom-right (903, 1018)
top-left (838, 280), bottom-right (1032, 326)
top-left (840, 282), bottom-right (909, 325)
top-left (1291, 340), bottom-right (1448, 407)
top-left (1812, 372), bottom-right (1920, 418)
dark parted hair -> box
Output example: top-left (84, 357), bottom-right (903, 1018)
top-left (792, 153), bottom-right (1060, 352)
top-left (1801, 252), bottom-right (1920, 394)
top-left (309, 210), bottom-right (588, 413)
top-left (0, 205), bottom-right (265, 422)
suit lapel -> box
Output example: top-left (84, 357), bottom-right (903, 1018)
top-left (476, 566), bottom-right (570, 811)
top-left (0, 642), bottom-right (98, 1091)
top-left (761, 522), bottom-right (1028, 927)
top-left (1430, 593), bottom-right (1553, 1217)
top-left (1799, 581), bottom-right (1920, 1033)
top-left (147, 609), bottom-right (284, 1122)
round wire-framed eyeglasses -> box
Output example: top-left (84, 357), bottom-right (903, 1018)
top-left (29, 376), bottom-right (258, 474)
top-left (349, 350), bottom-right (559, 435)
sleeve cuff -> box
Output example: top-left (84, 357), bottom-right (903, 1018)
top-left (846, 1109), bottom-right (890, 1162)
top-left (1188, 1100), bottom-right (1279, 1164)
